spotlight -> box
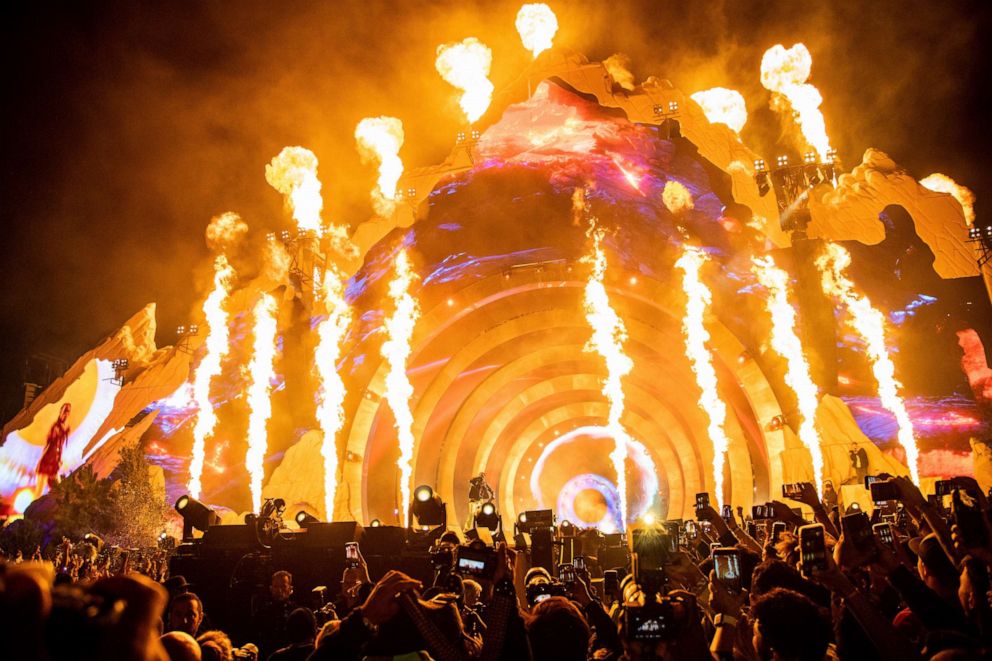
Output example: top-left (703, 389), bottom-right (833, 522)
top-left (158, 532), bottom-right (177, 551)
top-left (456, 131), bottom-right (466, 143)
top-left (776, 155), bottom-right (789, 168)
top-left (406, 187), bottom-right (417, 198)
top-left (826, 148), bottom-right (839, 164)
top-left (668, 101), bottom-right (679, 113)
top-left (559, 519), bottom-right (575, 536)
top-left (475, 501), bottom-right (499, 529)
top-left (471, 129), bottom-right (481, 140)
top-left (803, 151), bottom-right (817, 165)
top-left (175, 494), bottom-right (221, 540)
top-left (176, 325), bottom-right (186, 335)
top-left (189, 324), bottom-right (199, 335)
top-left (517, 509), bottom-right (554, 533)
top-left (754, 159), bottom-right (767, 173)
top-left (295, 511), bottom-right (320, 528)
top-left (410, 484), bottom-right (446, 527)
top-left (370, 518), bottom-right (382, 528)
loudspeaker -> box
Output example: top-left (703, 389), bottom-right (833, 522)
top-left (201, 525), bottom-right (255, 549)
top-left (298, 521), bottom-right (364, 548)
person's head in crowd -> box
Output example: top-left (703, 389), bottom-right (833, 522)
top-left (161, 631), bottom-right (202, 661)
top-left (439, 530), bottom-right (461, 547)
top-left (774, 531), bottom-right (799, 566)
top-left (737, 545), bottom-right (762, 591)
top-left (462, 579), bottom-right (482, 608)
top-left (912, 534), bottom-right (960, 599)
top-left (958, 555), bottom-right (990, 618)
top-left (751, 559), bottom-right (823, 605)
top-left (196, 630), bottom-right (232, 661)
top-left (270, 570), bottom-right (293, 602)
top-left (751, 588), bottom-right (831, 661)
top-left (526, 596), bottom-right (591, 661)
top-left (164, 575), bottom-right (191, 600)
top-left (168, 592), bottom-right (204, 637)
top-left (525, 566), bottom-right (552, 587)
top-left (284, 607), bottom-right (317, 646)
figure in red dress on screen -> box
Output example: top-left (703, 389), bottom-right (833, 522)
top-left (36, 402), bottom-right (71, 496)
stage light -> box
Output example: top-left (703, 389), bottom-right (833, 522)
top-left (668, 101), bottom-right (679, 113)
top-left (406, 187), bottom-right (417, 198)
top-left (737, 350), bottom-right (752, 365)
top-left (754, 159), bottom-right (767, 173)
top-left (189, 324), bottom-right (199, 335)
top-left (629, 276), bottom-right (638, 285)
top-left (176, 325), bottom-right (186, 335)
top-left (471, 129), bottom-right (481, 140)
top-left (295, 511), bottom-right (320, 528)
top-left (456, 131), bottom-right (466, 143)
top-left (175, 494), bottom-right (221, 540)
top-left (642, 513), bottom-right (656, 526)
top-left (411, 484), bottom-right (446, 527)
top-left (370, 518), bottom-right (382, 528)
top-left (475, 501), bottom-right (499, 529)
top-left (826, 149), bottom-right (839, 164)
top-left (803, 151), bottom-right (817, 165)
top-left (559, 519), bottom-right (575, 536)
top-left (517, 509), bottom-right (553, 533)
top-left (652, 104), bottom-right (664, 115)
top-left (776, 155), bottom-right (789, 168)
top-left (446, 298), bottom-right (455, 307)
top-left (518, 512), bottom-right (528, 525)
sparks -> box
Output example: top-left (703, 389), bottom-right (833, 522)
top-left (515, 3), bottom-right (558, 59)
top-left (245, 293), bottom-right (279, 514)
top-left (760, 43), bottom-right (832, 162)
top-left (817, 243), bottom-right (921, 484)
top-left (752, 255), bottom-right (825, 492)
top-left (355, 116), bottom-right (405, 217)
top-left (188, 255), bottom-right (236, 499)
top-left (583, 227), bottom-right (633, 530)
top-left (265, 146), bottom-right (325, 237)
top-left (676, 246), bottom-right (732, 507)
top-left (381, 248), bottom-right (420, 526)
top-left (435, 37), bottom-right (494, 124)
top-left (314, 266), bottom-right (353, 521)
top-left (920, 173), bottom-right (976, 226)
top-left (690, 87), bottom-right (748, 135)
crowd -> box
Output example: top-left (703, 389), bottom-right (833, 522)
top-left (2, 474), bottom-right (992, 659)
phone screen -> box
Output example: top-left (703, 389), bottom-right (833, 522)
top-left (696, 493), bottom-right (710, 511)
top-left (573, 556), bottom-right (586, 572)
top-left (873, 523), bottom-right (894, 547)
top-left (782, 483), bottom-right (803, 499)
top-left (713, 548), bottom-right (742, 593)
top-left (799, 524), bottom-right (826, 576)
top-left (345, 542), bottom-right (360, 567)
top-left (560, 564), bottom-right (575, 585)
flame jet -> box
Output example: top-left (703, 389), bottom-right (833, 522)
top-left (265, 147), bottom-right (325, 237)
top-left (817, 243), bottom-right (921, 484)
top-left (690, 87), bottom-right (748, 135)
top-left (676, 246), bottom-right (732, 507)
top-left (245, 293), bottom-right (279, 513)
top-left (515, 3), bottom-right (558, 58)
top-left (435, 37), bottom-right (494, 124)
top-left (920, 173), bottom-right (976, 226)
top-left (760, 43), bottom-right (832, 161)
top-left (583, 226), bottom-right (634, 530)
top-left (381, 248), bottom-right (420, 526)
top-left (752, 256), bottom-right (825, 492)
top-left (188, 255), bottom-right (236, 499)
top-left (314, 267), bottom-right (353, 520)
top-left (355, 116), bottom-right (405, 217)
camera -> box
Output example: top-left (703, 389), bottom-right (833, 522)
top-left (428, 543), bottom-right (455, 570)
top-left (526, 580), bottom-right (567, 606)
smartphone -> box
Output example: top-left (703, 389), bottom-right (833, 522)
top-left (863, 475), bottom-right (883, 489)
top-left (455, 545), bottom-right (498, 580)
top-left (935, 479), bottom-right (956, 497)
top-left (345, 542), bottom-right (360, 568)
top-left (720, 505), bottom-right (733, 522)
top-left (745, 521), bottom-right (757, 539)
top-left (632, 529), bottom-right (670, 570)
top-left (713, 547), bottom-right (742, 594)
top-left (624, 601), bottom-right (675, 641)
top-left (842, 512), bottom-right (875, 557)
top-left (685, 520), bottom-right (699, 539)
top-left (752, 504), bottom-right (772, 520)
top-left (799, 524), bottom-right (827, 577)
top-left (695, 493), bottom-right (710, 512)
top-left (869, 480), bottom-right (900, 503)
top-left (772, 521), bottom-right (786, 542)
top-left (782, 483), bottom-right (804, 500)
top-left (573, 556), bottom-right (586, 573)
top-left (873, 522), bottom-right (895, 548)
top-left (709, 542), bottom-right (721, 556)
top-left (603, 569), bottom-right (619, 598)
top-left (559, 563), bottom-right (576, 586)
top-left (952, 489), bottom-right (990, 548)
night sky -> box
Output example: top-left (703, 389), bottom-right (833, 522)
top-left (2, 0), bottom-right (990, 421)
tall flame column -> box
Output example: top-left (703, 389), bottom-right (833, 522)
top-left (676, 246), bottom-right (733, 507)
top-left (382, 249), bottom-right (421, 526)
top-left (188, 255), bottom-right (236, 499)
top-left (245, 293), bottom-right (279, 513)
top-left (817, 243), bottom-right (921, 484)
top-left (583, 228), bottom-right (634, 530)
top-left (753, 256), bottom-right (826, 492)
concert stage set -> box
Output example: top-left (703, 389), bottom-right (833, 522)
top-left (1, 5), bottom-right (990, 608)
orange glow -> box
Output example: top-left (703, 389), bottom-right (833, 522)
top-left (188, 255), bottom-right (236, 499)
top-left (13, 487), bottom-right (34, 514)
top-left (381, 249), bottom-right (420, 525)
top-left (435, 37), bottom-right (494, 124)
top-left (245, 293), bottom-right (279, 513)
top-left (515, 3), bottom-right (558, 59)
top-left (583, 227), bottom-right (634, 529)
top-left (690, 87), bottom-right (748, 134)
top-left (817, 243), bottom-right (920, 484)
top-left (752, 255), bottom-right (825, 492)
top-left (315, 266), bottom-right (353, 520)
top-left (920, 173), bottom-right (976, 226)
top-left (355, 116), bottom-right (405, 217)
top-left (760, 43), bottom-right (832, 161)
top-left (603, 54), bottom-right (635, 91)
top-left (676, 246), bottom-right (732, 507)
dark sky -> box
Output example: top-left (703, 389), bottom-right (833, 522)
top-left (2, 0), bottom-right (990, 421)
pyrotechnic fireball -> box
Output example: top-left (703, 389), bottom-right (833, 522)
top-left (515, 3), bottom-right (558, 59)
top-left (435, 37), bottom-right (494, 124)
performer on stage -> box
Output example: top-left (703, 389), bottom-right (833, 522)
top-left (36, 402), bottom-right (71, 497)
top-left (466, 472), bottom-right (494, 530)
